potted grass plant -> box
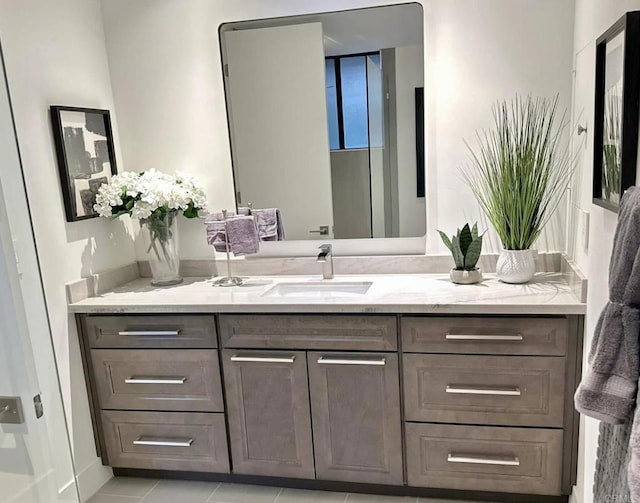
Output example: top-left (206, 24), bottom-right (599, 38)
top-left (438, 222), bottom-right (484, 284)
top-left (462, 95), bottom-right (573, 284)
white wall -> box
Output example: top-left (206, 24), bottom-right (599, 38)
top-left (570, 4), bottom-right (640, 503)
top-left (0, 0), bottom-right (137, 499)
top-left (395, 45), bottom-right (426, 238)
top-left (423, 0), bottom-right (575, 253)
top-left (101, 0), bottom-right (576, 259)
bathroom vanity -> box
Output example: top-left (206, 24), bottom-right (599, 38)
top-left (69, 272), bottom-right (585, 502)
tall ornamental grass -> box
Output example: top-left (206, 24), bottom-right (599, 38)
top-left (462, 95), bottom-right (573, 250)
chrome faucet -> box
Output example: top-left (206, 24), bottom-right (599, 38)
top-left (317, 244), bottom-right (334, 280)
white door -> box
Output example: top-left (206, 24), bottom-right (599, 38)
top-left (224, 23), bottom-right (334, 240)
top-left (0, 44), bottom-right (80, 503)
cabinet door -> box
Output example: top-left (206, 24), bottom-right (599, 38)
top-left (308, 352), bottom-right (403, 485)
top-left (222, 350), bottom-right (315, 478)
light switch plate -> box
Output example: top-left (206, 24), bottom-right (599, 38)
top-left (581, 210), bottom-right (590, 253)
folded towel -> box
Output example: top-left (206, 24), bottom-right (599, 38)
top-left (255, 208), bottom-right (285, 241)
top-left (206, 220), bottom-right (228, 253)
top-left (226, 215), bottom-right (259, 256)
top-left (575, 186), bottom-right (640, 424)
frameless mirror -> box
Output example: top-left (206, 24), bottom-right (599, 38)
top-left (220, 3), bottom-right (424, 241)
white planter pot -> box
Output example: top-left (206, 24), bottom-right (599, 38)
top-left (449, 268), bottom-right (483, 285)
top-left (496, 249), bottom-right (535, 284)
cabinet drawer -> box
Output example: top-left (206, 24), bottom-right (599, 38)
top-left (403, 354), bottom-right (565, 427)
top-left (101, 410), bottom-right (229, 473)
top-left (92, 349), bottom-right (224, 412)
top-left (406, 423), bottom-right (562, 495)
top-left (220, 315), bottom-right (397, 350)
top-left (83, 315), bottom-right (217, 349)
top-left (402, 317), bottom-right (567, 355)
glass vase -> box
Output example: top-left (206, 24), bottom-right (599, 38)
top-left (142, 211), bottom-right (182, 286)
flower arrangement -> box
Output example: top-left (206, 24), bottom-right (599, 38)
top-left (94, 169), bottom-right (207, 285)
top-left (94, 169), bottom-right (207, 220)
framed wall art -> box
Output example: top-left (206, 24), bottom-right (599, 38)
top-left (593, 11), bottom-right (640, 212)
top-left (50, 106), bottom-right (117, 221)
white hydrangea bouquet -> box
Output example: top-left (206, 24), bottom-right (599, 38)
top-left (94, 169), bottom-right (207, 286)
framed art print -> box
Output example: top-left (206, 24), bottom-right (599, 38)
top-left (50, 106), bottom-right (117, 221)
top-left (593, 12), bottom-right (640, 212)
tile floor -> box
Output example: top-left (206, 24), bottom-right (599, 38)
top-left (87, 477), bottom-right (490, 503)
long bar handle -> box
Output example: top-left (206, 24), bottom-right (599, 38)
top-left (317, 357), bottom-right (386, 366)
top-left (448, 453), bottom-right (520, 466)
top-left (230, 355), bottom-right (296, 364)
top-left (446, 385), bottom-right (521, 396)
top-left (133, 437), bottom-right (193, 447)
top-left (118, 330), bottom-right (181, 337)
top-left (125, 377), bottom-right (187, 385)
top-left (445, 334), bottom-right (523, 341)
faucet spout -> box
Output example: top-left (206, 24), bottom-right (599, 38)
top-left (317, 244), bottom-right (333, 279)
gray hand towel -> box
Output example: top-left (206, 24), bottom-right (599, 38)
top-left (226, 215), bottom-right (259, 256)
top-left (575, 187), bottom-right (640, 424)
top-left (255, 208), bottom-right (285, 241)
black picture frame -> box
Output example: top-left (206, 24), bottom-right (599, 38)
top-left (415, 87), bottom-right (425, 198)
top-left (593, 11), bottom-right (640, 212)
top-left (50, 106), bottom-right (117, 222)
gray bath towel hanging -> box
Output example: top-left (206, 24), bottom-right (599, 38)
top-left (575, 186), bottom-right (640, 502)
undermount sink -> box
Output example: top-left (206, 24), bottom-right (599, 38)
top-left (261, 281), bottom-right (373, 298)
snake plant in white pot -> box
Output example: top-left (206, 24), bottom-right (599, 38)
top-left (462, 95), bottom-right (573, 284)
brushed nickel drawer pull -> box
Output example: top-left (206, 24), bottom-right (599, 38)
top-left (133, 437), bottom-right (193, 447)
top-left (125, 376), bottom-right (187, 385)
top-left (448, 453), bottom-right (520, 466)
top-left (118, 330), bottom-right (182, 337)
top-left (230, 355), bottom-right (296, 363)
top-left (317, 357), bottom-right (386, 366)
top-left (446, 385), bottom-right (521, 396)
top-left (445, 334), bottom-right (523, 341)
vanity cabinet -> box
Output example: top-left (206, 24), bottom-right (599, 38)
top-left (307, 352), bottom-right (403, 485)
top-left (77, 314), bottom-right (230, 473)
top-left (76, 311), bottom-right (582, 500)
top-left (221, 350), bottom-right (315, 479)
top-left (220, 314), bottom-right (403, 485)
top-left (401, 315), bottom-right (582, 496)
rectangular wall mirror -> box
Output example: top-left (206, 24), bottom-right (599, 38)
top-left (220, 3), bottom-right (424, 241)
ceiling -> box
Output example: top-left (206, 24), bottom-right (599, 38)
top-left (220, 3), bottom-right (424, 56)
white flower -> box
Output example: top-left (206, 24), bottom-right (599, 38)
top-left (93, 169), bottom-right (208, 220)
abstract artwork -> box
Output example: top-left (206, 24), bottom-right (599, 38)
top-left (50, 106), bottom-right (117, 221)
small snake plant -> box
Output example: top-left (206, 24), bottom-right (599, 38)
top-left (438, 223), bottom-right (483, 271)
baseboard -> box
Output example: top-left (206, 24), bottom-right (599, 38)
top-left (75, 457), bottom-right (112, 502)
top-left (569, 485), bottom-right (582, 503)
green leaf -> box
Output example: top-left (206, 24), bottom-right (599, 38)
top-left (459, 223), bottom-right (472, 256)
top-left (437, 230), bottom-right (453, 251)
top-left (471, 222), bottom-right (478, 240)
top-left (464, 235), bottom-right (483, 270)
top-left (183, 204), bottom-right (198, 219)
top-left (451, 235), bottom-right (464, 270)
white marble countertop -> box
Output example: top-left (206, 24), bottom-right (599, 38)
top-left (68, 272), bottom-right (586, 315)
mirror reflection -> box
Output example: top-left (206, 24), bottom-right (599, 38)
top-left (220, 3), bottom-right (424, 240)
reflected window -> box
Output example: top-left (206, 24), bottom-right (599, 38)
top-left (325, 53), bottom-right (381, 150)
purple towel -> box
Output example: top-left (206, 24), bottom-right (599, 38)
top-left (205, 213), bottom-right (229, 253)
top-left (255, 208), bottom-right (285, 241)
top-left (226, 215), bottom-right (259, 256)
